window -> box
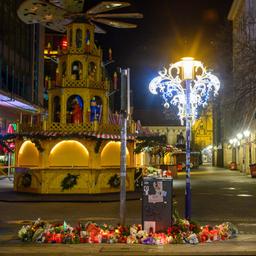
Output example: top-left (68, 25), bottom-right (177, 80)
top-left (76, 29), bottom-right (82, 48)
top-left (88, 61), bottom-right (97, 80)
top-left (62, 61), bottom-right (66, 77)
top-left (53, 96), bottom-right (61, 123)
top-left (85, 29), bottom-right (90, 45)
top-left (69, 29), bottom-right (73, 47)
top-left (72, 61), bottom-right (82, 80)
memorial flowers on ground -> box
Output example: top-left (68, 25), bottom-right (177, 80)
top-left (18, 218), bottom-right (238, 245)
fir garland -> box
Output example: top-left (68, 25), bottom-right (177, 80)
top-left (108, 174), bottom-right (120, 188)
top-left (61, 173), bottom-right (79, 191)
top-left (134, 135), bottom-right (167, 154)
top-left (17, 132), bottom-right (132, 141)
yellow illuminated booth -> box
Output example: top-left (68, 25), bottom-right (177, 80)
top-left (14, 22), bottom-right (137, 194)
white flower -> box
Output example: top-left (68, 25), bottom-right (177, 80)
top-left (137, 230), bottom-right (147, 239)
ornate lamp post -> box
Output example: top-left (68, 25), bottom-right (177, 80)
top-left (149, 57), bottom-right (220, 220)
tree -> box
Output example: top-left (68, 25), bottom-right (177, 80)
top-left (232, 13), bottom-right (256, 130)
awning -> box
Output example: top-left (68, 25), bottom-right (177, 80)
top-left (0, 90), bottom-right (40, 113)
top-left (16, 131), bottom-right (136, 141)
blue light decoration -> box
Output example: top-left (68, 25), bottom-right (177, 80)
top-left (149, 57), bottom-right (220, 220)
top-left (149, 58), bottom-right (220, 125)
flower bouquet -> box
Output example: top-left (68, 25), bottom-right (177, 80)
top-left (17, 218), bottom-right (238, 245)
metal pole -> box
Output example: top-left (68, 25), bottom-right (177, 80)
top-left (7, 153), bottom-right (11, 177)
top-left (120, 68), bottom-right (128, 226)
top-left (185, 79), bottom-right (191, 220)
top-left (127, 69), bottom-right (130, 117)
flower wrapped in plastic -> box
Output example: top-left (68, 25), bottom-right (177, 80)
top-left (216, 222), bottom-right (238, 240)
top-left (152, 233), bottom-right (169, 245)
top-left (18, 225), bottom-right (32, 242)
top-left (17, 218), bottom-right (238, 245)
top-left (18, 218), bottom-right (47, 242)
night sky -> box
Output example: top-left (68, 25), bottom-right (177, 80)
top-left (89, 0), bottom-right (233, 109)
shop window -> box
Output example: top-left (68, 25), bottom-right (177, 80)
top-left (49, 140), bottom-right (89, 167)
top-left (101, 141), bottom-right (130, 166)
top-left (18, 141), bottom-right (39, 167)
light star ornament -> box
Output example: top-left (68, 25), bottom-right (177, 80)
top-left (149, 59), bottom-right (220, 125)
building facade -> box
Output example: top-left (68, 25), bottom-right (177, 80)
top-left (220, 0), bottom-right (256, 172)
top-left (0, 1), bottom-right (44, 169)
top-left (0, 0), bottom-right (44, 106)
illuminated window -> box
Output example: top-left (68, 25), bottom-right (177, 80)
top-left (101, 141), bottom-right (130, 166)
top-left (85, 29), bottom-right (90, 45)
top-left (18, 141), bottom-right (39, 166)
top-left (72, 61), bottom-right (82, 80)
top-left (49, 140), bottom-right (89, 166)
top-left (88, 62), bottom-right (97, 80)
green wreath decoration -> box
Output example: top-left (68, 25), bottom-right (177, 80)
top-left (108, 174), bottom-right (120, 188)
top-left (21, 173), bottom-right (32, 188)
top-left (31, 139), bottom-right (44, 152)
top-left (61, 173), bottom-right (79, 191)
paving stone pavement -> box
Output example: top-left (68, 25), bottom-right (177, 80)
top-left (1, 166), bottom-right (256, 255)
top-left (1, 234), bottom-right (256, 255)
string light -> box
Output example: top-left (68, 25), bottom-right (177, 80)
top-left (149, 58), bottom-right (220, 125)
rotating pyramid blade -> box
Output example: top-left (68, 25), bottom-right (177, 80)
top-left (92, 18), bottom-right (137, 29)
top-left (17, 0), bottom-right (66, 25)
top-left (49, 0), bottom-right (85, 13)
top-left (94, 25), bottom-right (107, 34)
top-left (94, 13), bottom-right (143, 19)
top-left (49, 0), bottom-right (65, 9)
top-left (41, 19), bottom-right (72, 32)
top-left (87, 2), bottom-right (130, 15)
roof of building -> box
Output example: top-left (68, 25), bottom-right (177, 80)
top-left (228, 0), bottom-right (243, 20)
top-left (0, 90), bottom-right (41, 114)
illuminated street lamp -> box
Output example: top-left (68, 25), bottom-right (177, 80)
top-left (149, 57), bottom-right (220, 220)
top-left (237, 133), bottom-right (243, 140)
top-left (243, 130), bottom-right (250, 138)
